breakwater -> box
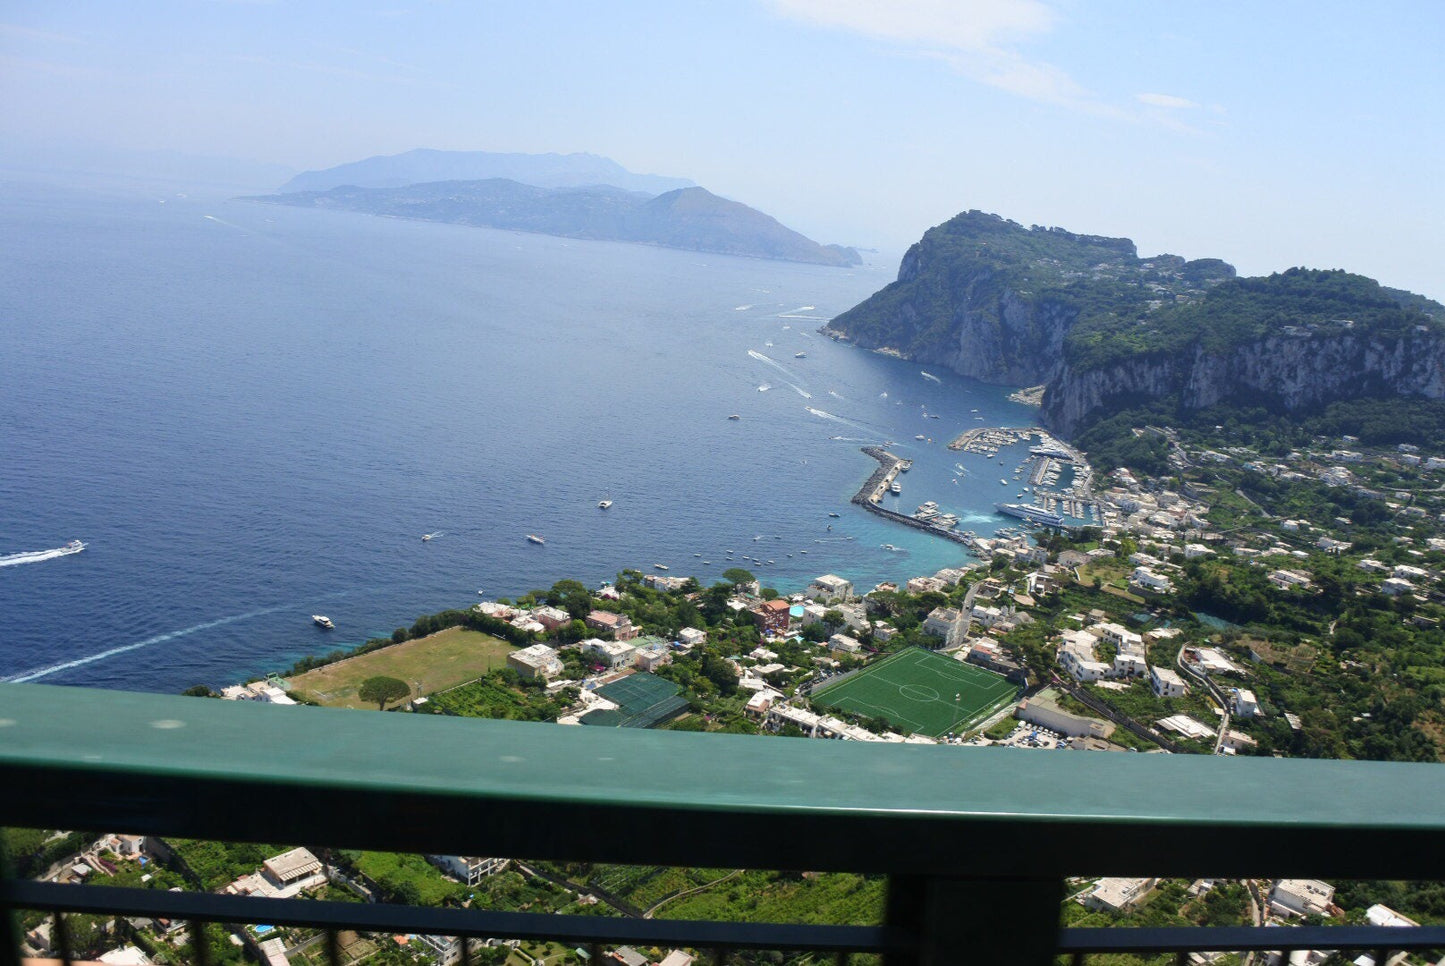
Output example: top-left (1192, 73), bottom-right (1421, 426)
top-left (852, 447), bottom-right (979, 549)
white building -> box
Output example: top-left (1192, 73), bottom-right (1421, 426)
top-left (428, 855), bottom-right (509, 886)
top-left (1270, 879), bottom-right (1335, 917)
top-left (1130, 567), bottom-right (1175, 593)
top-left (922, 607), bottom-right (961, 638)
top-left (1232, 689), bottom-right (1261, 718)
top-left (677, 627), bottom-right (707, 647)
top-left (582, 638), bottom-right (636, 669)
top-left (808, 574), bottom-right (854, 602)
top-left (1059, 629), bottom-right (1110, 682)
top-left (1381, 577), bottom-right (1416, 597)
top-left (220, 680), bottom-right (297, 705)
top-left (1157, 714), bottom-right (1215, 741)
top-left (507, 643), bottom-right (564, 680)
top-left (1150, 666), bottom-right (1188, 699)
top-left (828, 633), bottom-right (863, 658)
top-left (1085, 877), bottom-right (1158, 913)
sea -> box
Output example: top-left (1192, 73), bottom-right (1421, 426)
top-left (0, 183), bottom-right (1036, 693)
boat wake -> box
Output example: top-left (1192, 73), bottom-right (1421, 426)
top-left (734, 304), bottom-right (754, 311)
top-left (828, 390), bottom-right (845, 400)
top-left (788, 383), bottom-right (812, 399)
top-left (921, 371), bottom-right (943, 383)
top-left (0, 541), bottom-right (85, 568)
top-left (747, 348), bottom-right (802, 382)
top-left (2, 604), bottom-right (292, 684)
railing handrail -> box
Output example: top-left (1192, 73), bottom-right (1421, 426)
top-left (3, 683), bottom-right (1445, 878)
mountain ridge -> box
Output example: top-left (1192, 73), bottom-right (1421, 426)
top-left (245, 179), bottom-right (862, 268)
top-left (280, 148), bottom-right (695, 196)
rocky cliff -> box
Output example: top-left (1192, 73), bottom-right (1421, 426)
top-left (826, 211), bottom-right (1445, 438)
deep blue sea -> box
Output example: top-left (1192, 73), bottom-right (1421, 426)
top-left (0, 184), bottom-right (1035, 692)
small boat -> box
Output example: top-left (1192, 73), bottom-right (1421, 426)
top-left (828, 512), bottom-right (840, 518)
top-left (728, 414), bottom-right (741, 420)
top-left (527, 534), bottom-right (545, 545)
top-left (598, 499), bottom-right (613, 509)
top-left (422, 531), bottom-right (440, 541)
top-left (694, 552), bottom-right (702, 556)
top-left (890, 482), bottom-right (902, 494)
top-left (1000, 479), bottom-right (1008, 485)
top-left (654, 564), bottom-right (669, 571)
top-left (795, 352), bottom-right (806, 359)
top-left (914, 434), bottom-right (926, 441)
top-left (313, 615), bottom-right (334, 629)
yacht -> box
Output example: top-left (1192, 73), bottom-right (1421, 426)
top-left (890, 481), bottom-right (902, 494)
top-left (794, 352), bottom-right (806, 358)
top-left (598, 499), bottom-right (613, 509)
top-left (654, 563), bottom-right (669, 570)
top-left (828, 512), bottom-right (841, 518)
top-left (526, 534), bottom-right (545, 545)
top-left (312, 615), bottom-right (334, 629)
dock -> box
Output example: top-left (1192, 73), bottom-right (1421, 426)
top-left (852, 447), bottom-right (980, 550)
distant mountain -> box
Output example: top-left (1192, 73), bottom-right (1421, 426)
top-left (824, 210), bottom-right (1445, 437)
top-left (279, 149), bottom-right (695, 196)
top-left (246, 179), bottom-right (862, 267)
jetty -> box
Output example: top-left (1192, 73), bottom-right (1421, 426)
top-left (852, 447), bottom-right (979, 550)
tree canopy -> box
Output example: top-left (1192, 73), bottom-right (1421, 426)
top-left (358, 675), bottom-right (411, 710)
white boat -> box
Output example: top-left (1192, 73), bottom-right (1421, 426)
top-left (422, 531), bottom-right (441, 541)
top-left (914, 434), bottom-right (926, 441)
top-left (526, 534), bottom-right (545, 545)
top-left (890, 481), bottom-right (902, 494)
top-left (654, 563), bottom-right (669, 570)
top-left (598, 499), bottom-right (613, 509)
top-left (795, 352), bottom-right (806, 359)
top-left (728, 414), bottom-right (741, 420)
top-left (313, 615), bottom-right (334, 629)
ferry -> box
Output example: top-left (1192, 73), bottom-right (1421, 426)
top-left (994, 502), bottom-right (1066, 527)
top-left (312, 615), bottom-right (334, 629)
top-left (526, 534), bottom-right (545, 545)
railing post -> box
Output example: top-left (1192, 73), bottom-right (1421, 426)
top-left (0, 833), bottom-right (20, 966)
top-left (886, 875), bottom-right (1063, 966)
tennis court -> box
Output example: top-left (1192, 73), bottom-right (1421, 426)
top-left (581, 672), bottom-right (690, 729)
top-left (812, 646), bottom-right (1018, 737)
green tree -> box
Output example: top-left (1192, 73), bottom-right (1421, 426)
top-left (358, 675), bottom-right (411, 710)
top-left (391, 627), bottom-right (409, 644)
top-left (722, 568), bottom-right (757, 587)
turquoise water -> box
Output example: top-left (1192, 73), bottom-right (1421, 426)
top-left (0, 185), bottom-right (1035, 692)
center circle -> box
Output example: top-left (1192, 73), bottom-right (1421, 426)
top-left (899, 684), bottom-right (940, 702)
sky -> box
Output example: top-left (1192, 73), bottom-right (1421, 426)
top-left (2, 0), bottom-right (1442, 299)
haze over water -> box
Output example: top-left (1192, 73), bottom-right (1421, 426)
top-left (0, 186), bottom-right (1033, 692)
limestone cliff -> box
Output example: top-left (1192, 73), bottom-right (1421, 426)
top-left (826, 211), bottom-right (1444, 438)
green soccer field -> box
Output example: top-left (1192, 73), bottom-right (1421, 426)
top-left (811, 646), bottom-right (1019, 737)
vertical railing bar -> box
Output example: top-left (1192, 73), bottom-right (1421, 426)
top-left (713, 945), bottom-right (731, 966)
top-left (834, 951), bottom-right (849, 966)
top-left (325, 927), bottom-right (341, 966)
top-left (1375, 949), bottom-right (1390, 966)
top-left (51, 910), bottom-right (74, 966)
top-left (1071, 954), bottom-right (1085, 966)
top-left (1175, 952), bottom-right (1186, 966)
top-left (0, 832), bottom-right (20, 966)
top-left (189, 919), bottom-right (211, 966)
top-left (458, 934), bottom-right (471, 966)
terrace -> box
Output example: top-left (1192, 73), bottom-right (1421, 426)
top-left (4, 681), bottom-right (1445, 965)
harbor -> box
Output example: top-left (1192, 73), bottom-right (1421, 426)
top-left (852, 447), bottom-right (981, 550)
top-left (950, 425), bottom-right (1101, 527)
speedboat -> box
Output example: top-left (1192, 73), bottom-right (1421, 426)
top-left (914, 434), bottom-right (926, 441)
top-left (828, 512), bottom-right (840, 518)
top-left (526, 534), bottom-right (545, 545)
top-left (795, 352), bottom-right (806, 358)
top-left (728, 414), bottom-right (741, 420)
top-left (654, 564), bottom-right (669, 571)
top-left (313, 615), bottom-right (334, 629)
top-left (598, 499), bottom-right (613, 509)
top-left (422, 531), bottom-right (440, 541)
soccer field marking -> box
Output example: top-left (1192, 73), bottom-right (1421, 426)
top-left (898, 683), bottom-right (941, 702)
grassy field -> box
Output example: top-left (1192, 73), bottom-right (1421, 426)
top-left (289, 626), bottom-right (515, 708)
top-left (812, 646), bottom-right (1018, 737)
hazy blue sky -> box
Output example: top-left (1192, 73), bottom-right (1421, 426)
top-left (3, 1), bottom-right (1442, 298)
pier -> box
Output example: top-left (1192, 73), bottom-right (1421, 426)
top-left (852, 447), bottom-right (980, 550)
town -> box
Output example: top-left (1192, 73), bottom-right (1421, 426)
top-left (14, 421), bottom-right (1445, 966)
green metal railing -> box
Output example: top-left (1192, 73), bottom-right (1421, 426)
top-left (3, 681), bottom-right (1445, 964)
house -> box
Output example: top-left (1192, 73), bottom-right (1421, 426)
top-left (1151, 666), bottom-right (1187, 698)
top-left (1381, 577), bottom-right (1416, 597)
top-left (632, 639), bottom-right (672, 672)
top-left (1184, 646), bottom-right (1243, 676)
top-left (532, 605), bottom-right (571, 631)
top-left (427, 855), bottom-right (508, 885)
top-left (1112, 640), bottom-right (1148, 680)
top-left (219, 680), bottom-right (297, 705)
top-left (583, 638), bottom-right (636, 669)
top-left (1220, 729), bottom-right (1257, 754)
top-left (1058, 629), bottom-right (1110, 682)
top-left (751, 598), bottom-right (792, 635)
top-left (1092, 622), bottom-right (1144, 651)
top-left (1056, 549), bottom-right (1090, 569)
top-left (586, 610), bottom-right (637, 641)
top-left (828, 633), bottom-right (863, 659)
top-left (808, 574), bottom-right (854, 602)
top-left (922, 607), bottom-right (961, 638)
top-left (1183, 543), bottom-right (1214, 559)
top-left (1157, 714), bottom-right (1216, 741)
top-left (744, 689), bottom-right (784, 718)
top-left (1232, 689), bottom-right (1261, 718)
top-left (677, 627), bottom-right (707, 647)
top-left (1084, 877), bottom-right (1158, 913)
top-left (965, 637), bottom-right (1021, 678)
top-left (508, 643), bottom-right (564, 681)
top-left (1268, 569), bottom-right (1313, 591)
top-left (1270, 879), bottom-right (1335, 917)
top-left (907, 576), bottom-right (945, 594)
